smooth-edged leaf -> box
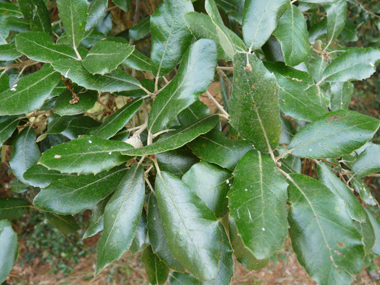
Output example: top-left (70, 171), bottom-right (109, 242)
top-left (96, 164), bottom-right (145, 274)
top-left (150, 0), bottom-right (194, 77)
top-left (23, 164), bottom-right (74, 188)
top-left (0, 44), bottom-right (22, 61)
top-left (61, 115), bottom-right (101, 140)
top-left (329, 82), bottom-right (353, 111)
top-left (288, 174), bottom-right (364, 285)
top-left (288, 110), bottom-right (380, 159)
top-left (86, 0), bottom-right (107, 31)
top-left (0, 220), bottom-right (18, 284)
top-left (129, 16), bottom-right (150, 41)
top-left (0, 3), bottom-right (23, 18)
top-left (215, 0), bottom-right (244, 24)
top-left (272, 4), bottom-right (310, 66)
top-left (83, 196), bottom-right (110, 239)
top-left (321, 48), bottom-right (380, 83)
top-left (0, 197), bottom-right (30, 220)
top-left (130, 210), bottom-right (148, 254)
top-left (354, 211), bottom-right (375, 254)
top-left (168, 272), bottom-right (200, 285)
top-left (188, 128), bottom-right (252, 171)
top-left (82, 41), bottom-right (134, 75)
top-left (10, 127), bottom-right (40, 184)
top-left (156, 147), bottom-right (199, 179)
top-left (39, 135), bottom-right (133, 174)
top-left (351, 144), bottom-right (380, 178)
top-left (33, 165), bottom-right (128, 214)
top-left (229, 53), bottom-right (281, 153)
top-left (147, 195), bottom-right (185, 272)
top-left (229, 150), bottom-right (288, 259)
top-left (113, 0), bottom-right (131, 11)
top-left (325, 0), bottom-right (347, 44)
top-left (142, 245), bottom-right (170, 285)
top-left (0, 66), bottom-right (61, 115)
top-left (45, 212), bottom-right (79, 234)
top-left (351, 177), bottom-right (377, 206)
top-left (123, 115), bottom-right (219, 156)
top-left (51, 58), bottom-right (143, 93)
top-left (228, 217), bottom-right (269, 271)
top-left (317, 162), bottom-right (366, 222)
top-left (365, 209), bottom-right (380, 257)
top-left (18, 0), bottom-right (52, 35)
top-left (148, 39), bottom-right (217, 133)
top-left (242, 0), bottom-right (289, 51)
top-left (340, 20), bottom-right (358, 41)
top-left (155, 171), bottom-right (222, 281)
top-left (182, 161), bottom-right (231, 217)
top-left (177, 100), bottom-right (210, 127)
top-left (88, 98), bottom-right (143, 139)
top-left (0, 116), bottom-right (20, 147)
top-left (54, 89), bottom-right (98, 116)
top-left (57, 0), bottom-right (88, 48)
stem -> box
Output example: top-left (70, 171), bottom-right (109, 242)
top-left (278, 168), bottom-right (291, 180)
top-left (354, 0), bottom-right (380, 19)
top-left (290, 0), bottom-right (298, 4)
top-left (216, 66), bottom-right (234, 71)
top-left (152, 129), bottom-right (175, 139)
top-left (73, 45), bottom-right (82, 61)
top-left (206, 91), bottom-right (230, 120)
top-left (147, 131), bottom-right (153, 145)
top-left (275, 148), bottom-right (293, 161)
top-left (134, 122), bottom-right (147, 135)
top-left (216, 69), bottom-right (232, 99)
top-left (154, 74), bottom-right (160, 93)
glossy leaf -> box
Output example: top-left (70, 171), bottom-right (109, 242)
top-left (242, 0), bottom-right (289, 51)
top-left (113, 0), bottom-right (131, 12)
top-left (148, 39), bottom-right (217, 133)
top-left (82, 196), bottom-right (111, 239)
top-left (341, 20), bottom-right (358, 41)
top-left (86, 0), bottom-right (107, 31)
top-left (288, 174), bottom-right (364, 285)
top-left (351, 177), bottom-right (377, 206)
top-left (0, 197), bottom-right (30, 220)
top-left (61, 115), bottom-right (101, 140)
top-left (142, 245), bottom-right (170, 285)
top-left (23, 164), bottom-right (73, 188)
top-left (43, 114), bottom-right (74, 137)
top-left (0, 44), bottom-right (22, 61)
top-left (0, 66), bottom-right (61, 115)
top-left (96, 164), bottom-right (145, 274)
top-left (54, 89), bottom-right (98, 116)
top-left (39, 135), bottom-right (133, 174)
top-left (123, 49), bottom-right (152, 71)
top-left (325, 0), bottom-right (347, 43)
top-left (150, 0), bottom-right (194, 77)
top-left (18, 0), bottom-right (52, 35)
top-left (229, 150), bottom-right (288, 259)
top-left (169, 272), bottom-right (200, 285)
top-left (123, 115), bottom-right (219, 156)
top-left (0, 116), bottom-right (20, 147)
top-left (0, 220), bottom-right (18, 284)
top-left (177, 100), bottom-right (210, 127)
top-left (229, 53), bottom-right (281, 153)
top-left (155, 171), bottom-right (222, 281)
top-left (365, 209), bottom-right (380, 257)
top-left (308, 18), bottom-right (327, 42)
top-left (351, 144), bottom-right (380, 178)
top-left (129, 17), bottom-right (150, 41)
top-left (45, 212), bottom-right (79, 234)
top-left (215, 0), bottom-right (244, 24)
top-left (329, 82), bottom-right (353, 111)
top-left (130, 210), bottom-right (148, 254)
top-left (288, 110), bottom-right (380, 159)
top-left (273, 4), bottom-right (310, 66)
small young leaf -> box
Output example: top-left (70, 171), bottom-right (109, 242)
top-left (129, 17), bottom-right (150, 41)
top-left (45, 212), bottom-right (79, 234)
top-left (0, 116), bottom-right (20, 147)
top-left (142, 245), bottom-right (170, 285)
top-left (0, 197), bottom-right (30, 220)
top-left (82, 196), bottom-right (110, 239)
top-left (351, 144), bottom-right (380, 178)
top-left (18, 0), bottom-right (52, 35)
top-left (0, 220), bottom-right (18, 284)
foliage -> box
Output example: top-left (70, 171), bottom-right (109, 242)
top-left (0, 0), bottom-right (380, 284)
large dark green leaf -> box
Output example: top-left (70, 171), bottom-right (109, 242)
top-left (0, 44), bottom-right (22, 61)
top-left (61, 115), bottom-right (101, 140)
top-left (123, 50), bottom-right (152, 71)
top-left (288, 110), bottom-right (380, 159)
top-left (38, 135), bottom-right (133, 174)
top-left (123, 115), bottom-right (219, 156)
top-left (18, 0), bottom-right (52, 35)
top-left (0, 74), bottom-right (8, 93)
top-left (0, 220), bottom-right (18, 283)
top-left (23, 164), bottom-right (74, 188)
top-left (10, 127), bottom-right (40, 184)
top-left (177, 100), bottom-right (210, 127)
top-left (242, 0), bottom-right (289, 51)
top-left (42, 114), bottom-right (74, 137)
top-left (33, 166), bottom-right (128, 214)
top-left (351, 144), bottom-right (380, 178)
top-left (229, 53), bottom-right (281, 153)
top-left (215, 0), bottom-right (244, 24)
top-left (168, 272), bottom-right (200, 285)
top-left (273, 4), bottom-right (310, 66)
top-left (0, 197), bottom-right (30, 220)
top-left (6, 16), bottom-right (31, 33)
top-left (148, 39), bottom-right (217, 133)
top-left (325, 0), bottom-right (347, 44)
top-left (0, 3), bottom-right (23, 18)
top-left (0, 66), bottom-right (61, 115)
top-left (329, 82), bottom-right (353, 111)
top-left (229, 150), bottom-right (288, 259)
top-left (54, 89), bottom-right (98, 116)
top-left (182, 162), bottom-right (231, 217)
top-left (142, 245), bottom-right (170, 285)
top-left (288, 174), bottom-right (364, 285)
top-left (0, 116), bottom-right (20, 147)
top-left (83, 196), bottom-right (110, 239)
top-left (86, 0), bottom-right (107, 31)
top-left (96, 164), bottom-right (145, 274)
top-left (45, 212), bottom-right (79, 234)
top-left (365, 209), bottom-right (380, 257)
top-left (155, 171), bottom-right (222, 281)
top-left (130, 210), bottom-right (148, 254)
top-left (129, 16), bottom-right (150, 41)
top-left (150, 0), bottom-right (193, 77)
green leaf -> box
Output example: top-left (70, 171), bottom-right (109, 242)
top-left (325, 0), bottom-right (347, 44)
top-left (351, 144), bottom-right (380, 178)
top-left (340, 20), bottom-right (358, 41)
top-left (57, 0), bottom-right (88, 48)
top-left (242, 0), bottom-right (289, 51)
top-left (365, 209), bottom-right (380, 257)
top-left (0, 220), bottom-right (18, 284)
top-left (329, 82), bottom-right (353, 111)
top-left (229, 53), bottom-right (281, 153)
top-left (129, 16), bottom-right (150, 41)
top-left (0, 66), bottom-right (61, 115)
top-left (273, 4), bottom-right (310, 66)
top-left (39, 135), bottom-right (133, 174)
top-left (18, 0), bottom-right (52, 35)
top-left (168, 272), bottom-right (200, 285)
top-left (321, 48), bottom-right (380, 83)
top-left (188, 128), bottom-right (252, 171)
top-left (317, 162), bottom-right (366, 222)
top-left (288, 110), bottom-right (380, 159)
top-left (177, 100), bottom-right (210, 127)
top-left (354, 211), bottom-right (375, 254)
top-left (0, 44), bottom-right (22, 61)
top-left (182, 161), bottom-right (231, 217)
top-left (43, 113), bottom-right (74, 136)
top-left (288, 174), bottom-right (364, 285)
top-left (308, 18), bottom-right (327, 42)
top-left (96, 164), bottom-right (145, 274)
top-left (10, 127), bottom-right (40, 184)
top-left (309, 56), bottom-right (327, 83)
top-left (130, 209), bottom-right (148, 254)
top-left (33, 165), bottom-right (128, 214)
top-left (88, 98), bottom-right (143, 139)
top-left (0, 116), bottom-right (20, 148)
top-left (113, 0), bottom-right (131, 12)
top-left (6, 16), bottom-right (31, 33)
top-left (51, 58), bottom-right (143, 93)
top-left (0, 197), bottom-right (30, 220)
top-left (122, 115), bottom-right (219, 156)
top-left (23, 164), bottom-right (74, 188)
top-left (229, 150), bottom-right (288, 259)
top-left (147, 195), bottom-right (185, 272)
top-left (0, 74), bottom-right (8, 93)
top-left (228, 217), bottom-right (269, 271)
top-left (0, 3), bottom-right (23, 18)
top-left (61, 115), bottom-right (101, 139)
top-left (215, 0), bottom-right (244, 24)
top-left (351, 177), bottom-right (377, 206)
top-left (142, 245), bottom-right (170, 285)
top-left (148, 39), bottom-right (217, 133)
top-left (45, 212), bottom-right (79, 234)
top-left (280, 116), bottom-right (297, 145)
top-left (123, 49), bottom-right (152, 71)
top-left (150, 0), bottom-right (194, 77)
top-left (86, 0), bottom-right (107, 31)
top-left (155, 171), bottom-right (222, 281)
top-left (83, 196), bottom-right (110, 239)
top-left (82, 41), bottom-right (134, 75)
top-left (54, 89), bottom-right (98, 116)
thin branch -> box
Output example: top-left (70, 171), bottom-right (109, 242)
top-left (206, 91), bottom-right (230, 120)
top-left (278, 168), bottom-right (291, 180)
top-left (216, 66), bottom-right (234, 71)
top-left (275, 148), bottom-right (293, 161)
top-left (354, 0), bottom-right (380, 19)
top-left (152, 129), bottom-right (175, 139)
